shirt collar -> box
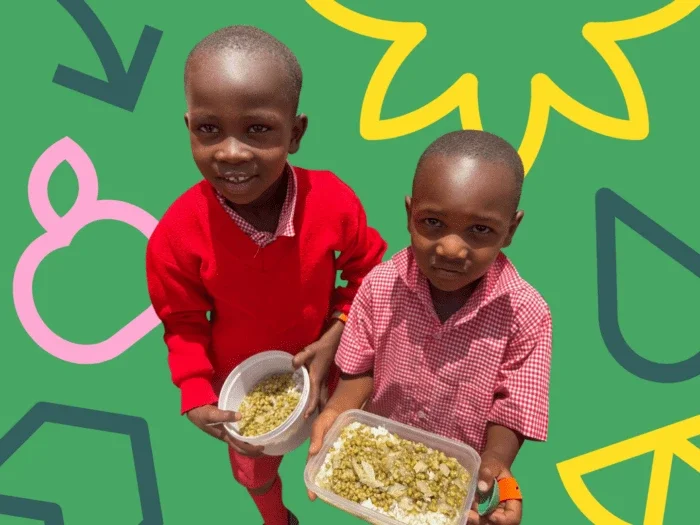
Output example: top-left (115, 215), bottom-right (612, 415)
top-left (215, 163), bottom-right (297, 240)
top-left (392, 247), bottom-right (512, 326)
top-left (274, 163), bottom-right (297, 238)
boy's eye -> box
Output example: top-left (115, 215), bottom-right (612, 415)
top-left (198, 124), bottom-right (219, 133)
top-left (249, 125), bottom-right (270, 133)
top-left (423, 218), bottom-right (442, 227)
top-left (471, 225), bottom-right (492, 234)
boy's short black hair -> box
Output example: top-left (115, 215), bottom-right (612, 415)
top-left (184, 25), bottom-right (303, 112)
top-left (416, 129), bottom-right (525, 208)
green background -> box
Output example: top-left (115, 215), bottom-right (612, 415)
top-left (1, 0), bottom-right (699, 523)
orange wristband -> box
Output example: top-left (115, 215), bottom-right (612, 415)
top-left (498, 477), bottom-right (522, 501)
top-left (332, 312), bottom-right (348, 324)
top-left (478, 477), bottom-right (522, 515)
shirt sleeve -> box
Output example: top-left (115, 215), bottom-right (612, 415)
top-left (331, 189), bottom-right (387, 316)
top-left (487, 301), bottom-right (552, 442)
top-left (335, 275), bottom-right (376, 375)
top-left (146, 224), bottom-right (218, 415)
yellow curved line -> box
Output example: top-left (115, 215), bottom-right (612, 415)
top-left (556, 416), bottom-right (700, 524)
top-left (305, 0), bottom-right (700, 175)
top-left (557, 462), bottom-right (631, 525)
top-left (521, 0), bottom-right (699, 173)
top-left (305, 1), bottom-right (484, 138)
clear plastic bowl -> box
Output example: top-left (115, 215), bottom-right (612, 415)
top-left (217, 350), bottom-right (316, 456)
top-left (304, 409), bottom-right (481, 525)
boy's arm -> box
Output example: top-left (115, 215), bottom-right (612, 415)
top-left (331, 189), bottom-right (387, 317)
top-left (308, 275), bottom-right (377, 465)
top-left (146, 227), bottom-right (218, 415)
top-left (477, 299), bottom-right (552, 499)
top-left (326, 371), bottom-right (374, 413)
top-left (481, 424), bottom-right (524, 472)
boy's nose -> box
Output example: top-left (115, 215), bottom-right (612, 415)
top-left (435, 235), bottom-right (468, 260)
top-left (214, 137), bottom-right (254, 163)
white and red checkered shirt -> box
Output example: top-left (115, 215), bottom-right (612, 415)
top-left (335, 247), bottom-right (552, 454)
top-left (215, 164), bottom-right (297, 248)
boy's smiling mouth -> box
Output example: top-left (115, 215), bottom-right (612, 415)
top-left (215, 172), bottom-right (259, 196)
top-left (221, 174), bottom-right (255, 184)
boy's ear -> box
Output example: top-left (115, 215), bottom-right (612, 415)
top-left (288, 114), bottom-right (309, 154)
top-left (184, 113), bottom-right (190, 128)
top-left (503, 210), bottom-right (524, 248)
top-left (405, 196), bottom-right (412, 231)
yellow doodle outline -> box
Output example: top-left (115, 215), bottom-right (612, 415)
top-left (557, 415), bottom-right (700, 524)
top-left (305, 0), bottom-right (700, 175)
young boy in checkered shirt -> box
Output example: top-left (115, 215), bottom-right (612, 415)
top-left (307, 130), bottom-right (552, 525)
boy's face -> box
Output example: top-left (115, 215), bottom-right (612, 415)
top-left (406, 154), bottom-right (524, 293)
top-left (184, 50), bottom-right (307, 205)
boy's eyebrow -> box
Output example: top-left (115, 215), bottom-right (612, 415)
top-left (417, 206), bottom-right (505, 223)
top-left (469, 212), bottom-right (505, 223)
top-left (188, 112), bottom-right (220, 121)
top-left (416, 206), bottom-right (447, 216)
top-left (242, 109), bottom-right (286, 122)
top-left (190, 109), bottom-right (286, 122)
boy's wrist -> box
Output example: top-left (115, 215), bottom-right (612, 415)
top-left (325, 395), bottom-right (361, 415)
top-left (320, 315), bottom-right (345, 346)
top-left (481, 449), bottom-right (511, 470)
top-left (482, 423), bottom-right (523, 470)
top-left (331, 310), bottom-right (348, 323)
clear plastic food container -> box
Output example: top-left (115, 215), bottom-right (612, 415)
top-left (304, 409), bottom-right (481, 525)
top-left (218, 350), bottom-right (315, 456)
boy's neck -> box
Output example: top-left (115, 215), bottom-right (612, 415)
top-left (225, 168), bottom-right (289, 233)
top-left (429, 279), bottom-right (479, 324)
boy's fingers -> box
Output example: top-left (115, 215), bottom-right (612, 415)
top-left (224, 431), bottom-right (264, 456)
top-left (228, 440), bottom-right (263, 457)
top-left (292, 346), bottom-right (315, 368)
top-left (308, 422), bottom-right (325, 456)
top-left (478, 460), bottom-right (501, 492)
top-left (501, 499), bottom-right (521, 523)
top-left (206, 408), bottom-right (239, 424)
top-left (307, 489), bottom-right (317, 501)
top-left (478, 469), bottom-right (494, 493)
top-left (467, 509), bottom-right (480, 524)
top-left (201, 426), bottom-right (223, 440)
top-left (487, 499), bottom-right (521, 525)
top-left (319, 384), bottom-right (329, 411)
top-left (304, 382), bottom-right (321, 419)
top-left (308, 437), bottom-right (320, 457)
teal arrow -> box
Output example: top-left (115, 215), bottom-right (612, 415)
top-left (53, 0), bottom-right (162, 111)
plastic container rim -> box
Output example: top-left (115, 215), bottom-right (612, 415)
top-left (303, 408), bottom-right (481, 525)
top-left (218, 350), bottom-right (310, 445)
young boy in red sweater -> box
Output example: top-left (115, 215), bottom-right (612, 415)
top-left (146, 26), bottom-right (386, 525)
top-left (307, 130), bottom-right (552, 525)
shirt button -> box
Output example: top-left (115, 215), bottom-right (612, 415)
top-left (433, 332), bottom-right (442, 340)
top-left (417, 411), bottom-right (427, 420)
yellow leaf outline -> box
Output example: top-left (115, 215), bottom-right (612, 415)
top-left (305, 0), bottom-right (700, 175)
top-left (556, 415), bottom-right (700, 524)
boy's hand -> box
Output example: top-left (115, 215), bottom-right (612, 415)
top-left (185, 404), bottom-right (264, 458)
top-left (467, 454), bottom-right (522, 525)
top-left (293, 321), bottom-right (344, 419)
top-left (306, 406), bottom-right (342, 501)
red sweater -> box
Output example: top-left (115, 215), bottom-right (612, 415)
top-left (146, 168), bottom-right (387, 414)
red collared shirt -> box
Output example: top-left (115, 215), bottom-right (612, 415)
top-left (215, 164), bottom-right (297, 248)
top-left (335, 247), bottom-right (552, 454)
